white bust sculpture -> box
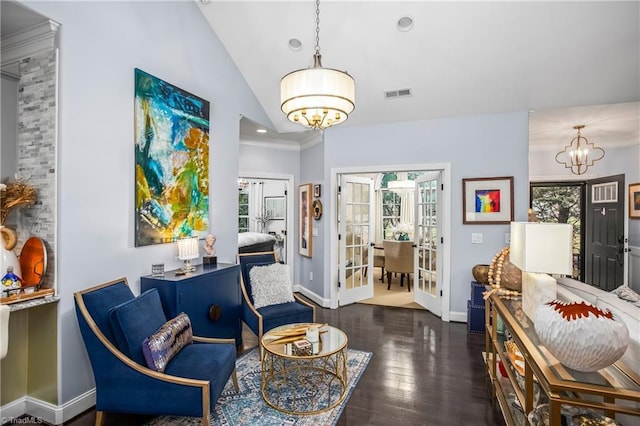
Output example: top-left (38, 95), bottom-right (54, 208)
top-left (204, 234), bottom-right (216, 256)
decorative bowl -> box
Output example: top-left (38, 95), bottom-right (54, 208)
top-left (534, 300), bottom-right (629, 372)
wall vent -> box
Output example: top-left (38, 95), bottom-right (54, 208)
top-left (384, 88), bottom-right (412, 99)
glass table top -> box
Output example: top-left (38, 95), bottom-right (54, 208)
top-left (496, 297), bottom-right (640, 393)
top-left (262, 323), bottom-right (347, 358)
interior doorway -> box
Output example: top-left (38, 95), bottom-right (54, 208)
top-left (331, 163), bottom-right (451, 321)
top-left (530, 173), bottom-right (626, 290)
top-left (237, 173), bottom-right (295, 270)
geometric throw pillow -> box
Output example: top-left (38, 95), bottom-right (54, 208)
top-left (248, 263), bottom-right (294, 309)
top-left (611, 285), bottom-right (640, 307)
top-left (142, 313), bottom-right (193, 373)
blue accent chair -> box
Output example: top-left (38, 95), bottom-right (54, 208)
top-left (237, 251), bottom-right (315, 342)
top-left (74, 278), bottom-right (238, 426)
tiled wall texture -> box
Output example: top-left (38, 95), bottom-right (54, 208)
top-left (16, 49), bottom-right (57, 287)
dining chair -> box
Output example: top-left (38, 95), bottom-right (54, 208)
top-left (383, 240), bottom-right (414, 291)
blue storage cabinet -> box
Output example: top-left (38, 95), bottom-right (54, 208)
top-left (141, 263), bottom-right (242, 346)
top-left (467, 281), bottom-right (486, 334)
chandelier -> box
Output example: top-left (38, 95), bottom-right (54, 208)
top-left (555, 125), bottom-right (605, 175)
top-left (280, 0), bottom-right (355, 130)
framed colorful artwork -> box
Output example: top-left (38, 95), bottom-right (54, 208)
top-left (462, 176), bottom-right (514, 224)
top-left (134, 68), bottom-right (210, 246)
top-left (299, 183), bottom-right (313, 257)
top-left (629, 182), bottom-right (640, 219)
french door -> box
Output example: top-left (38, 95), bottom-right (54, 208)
top-left (338, 176), bottom-right (374, 306)
top-left (413, 172), bottom-right (442, 316)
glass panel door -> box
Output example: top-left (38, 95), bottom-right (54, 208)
top-left (338, 176), bottom-right (374, 306)
top-left (413, 172), bottom-right (442, 316)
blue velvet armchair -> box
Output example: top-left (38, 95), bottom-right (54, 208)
top-left (237, 251), bottom-right (315, 342)
top-left (74, 278), bottom-right (238, 426)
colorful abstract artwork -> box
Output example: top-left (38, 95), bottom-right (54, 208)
top-left (629, 183), bottom-right (640, 219)
top-left (475, 189), bottom-right (501, 213)
top-left (462, 177), bottom-right (513, 224)
top-left (134, 69), bottom-right (210, 246)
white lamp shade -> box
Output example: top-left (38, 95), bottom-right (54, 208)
top-left (280, 67), bottom-right (355, 128)
top-left (509, 222), bottom-right (573, 275)
top-left (177, 237), bottom-right (199, 261)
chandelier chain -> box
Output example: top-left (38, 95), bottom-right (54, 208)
top-left (315, 0), bottom-right (321, 53)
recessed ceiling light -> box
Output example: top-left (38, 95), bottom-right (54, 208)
top-left (397, 16), bottom-right (414, 32)
top-left (288, 38), bottom-right (303, 52)
top-left (256, 129), bottom-right (267, 134)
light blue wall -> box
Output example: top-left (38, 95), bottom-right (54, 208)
top-left (25, 0), bottom-right (270, 406)
top-left (318, 111), bottom-right (530, 315)
top-left (299, 141), bottom-right (325, 297)
top-left (239, 143), bottom-right (300, 178)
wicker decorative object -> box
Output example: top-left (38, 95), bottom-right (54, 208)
top-left (0, 181), bottom-right (37, 227)
top-left (534, 301), bottom-right (629, 372)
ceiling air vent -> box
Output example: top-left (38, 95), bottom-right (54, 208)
top-left (384, 88), bottom-right (412, 99)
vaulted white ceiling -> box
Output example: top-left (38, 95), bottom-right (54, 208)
top-left (199, 1), bottom-right (639, 149)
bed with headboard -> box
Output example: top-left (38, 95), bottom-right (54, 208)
top-left (238, 232), bottom-right (276, 253)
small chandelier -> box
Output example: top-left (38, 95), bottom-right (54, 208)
top-left (280, 0), bottom-right (355, 130)
top-left (555, 125), bottom-right (605, 175)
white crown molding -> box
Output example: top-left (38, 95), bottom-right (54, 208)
top-left (1, 20), bottom-right (60, 72)
top-left (299, 132), bottom-right (322, 150)
top-left (239, 139), bottom-right (300, 151)
top-left (530, 139), bottom-right (638, 153)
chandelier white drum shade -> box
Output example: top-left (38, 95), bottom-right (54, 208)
top-left (280, 0), bottom-right (355, 130)
top-left (280, 59), bottom-right (355, 130)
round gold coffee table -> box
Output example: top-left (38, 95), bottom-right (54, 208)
top-left (260, 323), bottom-right (348, 415)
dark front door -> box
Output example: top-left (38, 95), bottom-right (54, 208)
top-left (585, 174), bottom-right (625, 290)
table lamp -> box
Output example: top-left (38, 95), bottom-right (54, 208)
top-left (509, 222), bottom-right (573, 319)
top-left (177, 236), bottom-right (199, 273)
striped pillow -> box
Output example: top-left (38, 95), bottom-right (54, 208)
top-left (142, 313), bottom-right (193, 372)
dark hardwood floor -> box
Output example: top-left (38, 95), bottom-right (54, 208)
top-left (9, 302), bottom-right (504, 426)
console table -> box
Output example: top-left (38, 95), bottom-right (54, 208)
top-left (141, 263), bottom-right (242, 346)
top-left (485, 292), bottom-right (640, 425)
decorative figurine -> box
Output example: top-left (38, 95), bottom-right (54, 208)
top-left (203, 234), bottom-right (217, 268)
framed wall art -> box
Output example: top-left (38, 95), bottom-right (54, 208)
top-left (134, 68), bottom-right (210, 246)
top-left (264, 196), bottom-right (285, 220)
top-left (299, 183), bottom-right (313, 257)
top-left (313, 184), bottom-right (321, 198)
top-left (462, 176), bottom-right (514, 224)
top-left (629, 182), bottom-right (640, 219)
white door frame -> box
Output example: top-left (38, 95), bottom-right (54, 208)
top-left (329, 163), bottom-right (452, 322)
top-left (238, 172), bottom-right (295, 283)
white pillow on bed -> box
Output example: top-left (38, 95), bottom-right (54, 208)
top-left (249, 263), bottom-right (294, 309)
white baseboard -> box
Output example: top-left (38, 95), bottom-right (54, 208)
top-left (294, 284), bottom-right (330, 308)
top-left (1, 388), bottom-right (95, 425)
top-left (1, 397), bottom-right (27, 423)
top-left (449, 310), bottom-right (467, 323)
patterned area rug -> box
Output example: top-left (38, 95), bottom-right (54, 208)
top-left (146, 347), bottom-right (372, 426)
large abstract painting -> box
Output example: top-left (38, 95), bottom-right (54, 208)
top-left (134, 68), bottom-right (210, 246)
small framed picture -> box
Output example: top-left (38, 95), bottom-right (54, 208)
top-left (462, 176), bottom-right (514, 224)
top-left (629, 182), bottom-right (640, 219)
top-left (299, 184), bottom-right (313, 257)
top-left (313, 184), bottom-right (321, 198)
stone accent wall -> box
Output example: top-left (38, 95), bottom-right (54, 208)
top-left (16, 49), bottom-right (57, 287)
